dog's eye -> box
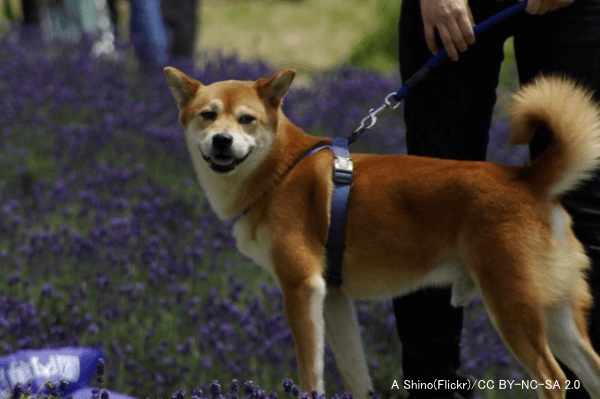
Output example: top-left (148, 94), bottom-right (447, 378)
top-left (239, 115), bottom-right (255, 125)
top-left (200, 111), bottom-right (217, 121)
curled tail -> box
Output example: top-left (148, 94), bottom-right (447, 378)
top-left (508, 75), bottom-right (600, 200)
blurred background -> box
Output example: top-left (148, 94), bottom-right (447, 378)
top-left (0, 0), bottom-right (517, 86)
top-left (0, 1), bottom-right (530, 399)
top-left (0, 0), bottom-right (404, 81)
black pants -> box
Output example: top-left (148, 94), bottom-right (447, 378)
top-left (160, 0), bottom-right (199, 58)
top-left (395, 0), bottom-right (600, 397)
top-left (20, 0), bottom-right (38, 25)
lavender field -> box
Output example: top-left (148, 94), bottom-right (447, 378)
top-left (0, 26), bottom-right (533, 399)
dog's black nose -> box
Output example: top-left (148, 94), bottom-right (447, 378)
top-left (212, 134), bottom-right (233, 151)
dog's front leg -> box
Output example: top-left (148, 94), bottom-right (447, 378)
top-left (324, 287), bottom-right (373, 399)
top-left (281, 275), bottom-right (327, 395)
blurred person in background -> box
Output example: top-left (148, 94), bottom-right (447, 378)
top-left (394, 0), bottom-right (600, 397)
top-left (33, 0), bottom-right (117, 58)
top-left (20, 0), bottom-right (38, 25)
top-left (160, 0), bottom-right (199, 59)
top-left (35, 0), bottom-right (110, 42)
top-left (121, 0), bottom-right (200, 67)
top-left (105, 0), bottom-right (200, 64)
top-left (15, 0), bottom-right (199, 68)
top-left (126, 0), bottom-right (171, 68)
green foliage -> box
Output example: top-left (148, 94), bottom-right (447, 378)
top-left (348, 0), bottom-right (402, 73)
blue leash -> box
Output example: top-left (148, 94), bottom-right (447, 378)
top-left (299, 2), bottom-right (527, 287)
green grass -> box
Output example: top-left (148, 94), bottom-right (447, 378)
top-left (348, 0), bottom-right (402, 73)
top-left (200, 0), bottom-right (378, 77)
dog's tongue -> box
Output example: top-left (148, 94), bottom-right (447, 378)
top-left (212, 156), bottom-right (235, 166)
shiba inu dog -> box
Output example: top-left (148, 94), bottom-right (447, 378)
top-left (164, 66), bottom-right (600, 399)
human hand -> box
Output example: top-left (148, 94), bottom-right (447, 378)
top-left (420, 0), bottom-right (476, 61)
top-left (521, 0), bottom-right (575, 15)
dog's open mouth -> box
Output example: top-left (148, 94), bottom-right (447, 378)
top-left (202, 151), bottom-right (252, 173)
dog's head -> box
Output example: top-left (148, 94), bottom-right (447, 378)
top-left (164, 67), bottom-right (295, 175)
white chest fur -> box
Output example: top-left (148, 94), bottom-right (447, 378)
top-left (233, 217), bottom-right (276, 276)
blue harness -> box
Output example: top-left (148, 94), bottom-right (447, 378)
top-left (289, 138), bottom-right (352, 287)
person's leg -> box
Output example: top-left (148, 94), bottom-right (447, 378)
top-left (393, 288), bottom-right (471, 399)
top-left (106, 0), bottom-right (118, 27)
top-left (160, 0), bottom-right (199, 58)
top-left (21, 0), bottom-right (39, 25)
top-left (72, 0), bottom-right (99, 35)
top-left (396, 0), bottom-right (515, 397)
top-left (129, 0), bottom-right (171, 68)
top-left (514, 3), bottom-right (600, 397)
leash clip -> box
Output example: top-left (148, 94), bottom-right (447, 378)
top-left (351, 91), bottom-right (402, 142)
top-left (384, 92), bottom-right (402, 109)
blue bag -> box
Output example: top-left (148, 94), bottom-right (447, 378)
top-left (0, 347), bottom-right (102, 398)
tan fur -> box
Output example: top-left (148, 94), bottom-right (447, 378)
top-left (164, 68), bottom-right (600, 399)
top-left (509, 75), bottom-right (600, 199)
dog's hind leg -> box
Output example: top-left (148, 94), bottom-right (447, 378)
top-left (545, 213), bottom-right (600, 398)
top-left (480, 287), bottom-right (568, 398)
top-left (546, 289), bottom-right (600, 398)
top-left (466, 244), bottom-right (568, 398)
top-left (323, 287), bottom-right (373, 399)
top-left (484, 299), bottom-right (567, 398)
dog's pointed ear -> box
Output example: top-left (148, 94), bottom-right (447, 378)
top-left (256, 69), bottom-right (296, 108)
top-left (164, 67), bottom-right (201, 108)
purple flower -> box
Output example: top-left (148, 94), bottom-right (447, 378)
top-left (97, 358), bottom-right (106, 376)
top-left (172, 390), bottom-right (186, 399)
top-left (10, 383), bottom-right (23, 399)
top-left (244, 381), bottom-right (255, 398)
top-left (50, 382), bottom-right (59, 396)
top-left (210, 380), bottom-right (222, 399)
top-left (230, 379), bottom-right (240, 396)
